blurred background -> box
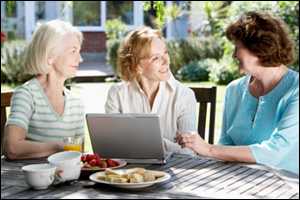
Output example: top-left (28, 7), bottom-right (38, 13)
top-left (1, 1), bottom-right (299, 145)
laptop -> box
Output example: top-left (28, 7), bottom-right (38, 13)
top-left (86, 113), bottom-right (172, 164)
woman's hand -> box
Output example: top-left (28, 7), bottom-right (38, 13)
top-left (176, 131), bottom-right (212, 157)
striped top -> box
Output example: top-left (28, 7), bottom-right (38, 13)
top-left (6, 78), bottom-right (85, 142)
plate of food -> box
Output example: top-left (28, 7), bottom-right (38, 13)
top-left (80, 153), bottom-right (127, 178)
top-left (89, 168), bottom-right (171, 189)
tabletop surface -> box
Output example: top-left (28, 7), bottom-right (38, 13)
top-left (1, 153), bottom-right (299, 199)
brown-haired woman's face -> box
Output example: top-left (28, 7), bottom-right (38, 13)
top-left (233, 41), bottom-right (261, 74)
top-left (138, 37), bottom-right (170, 81)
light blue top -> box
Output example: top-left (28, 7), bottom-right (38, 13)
top-left (219, 69), bottom-right (299, 175)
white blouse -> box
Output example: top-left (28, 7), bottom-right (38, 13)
top-left (105, 75), bottom-right (197, 154)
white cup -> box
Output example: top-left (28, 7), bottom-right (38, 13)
top-left (22, 164), bottom-right (56, 190)
top-left (47, 151), bottom-right (82, 182)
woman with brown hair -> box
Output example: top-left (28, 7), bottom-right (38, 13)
top-left (105, 26), bottom-right (197, 154)
top-left (177, 11), bottom-right (299, 174)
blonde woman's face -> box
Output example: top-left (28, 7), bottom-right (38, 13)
top-left (51, 33), bottom-right (82, 79)
top-left (138, 37), bottom-right (170, 81)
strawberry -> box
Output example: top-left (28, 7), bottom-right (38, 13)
top-left (89, 159), bottom-right (97, 166)
top-left (107, 159), bottom-right (119, 167)
top-left (86, 154), bottom-right (96, 162)
top-left (95, 154), bottom-right (101, 165)
top-left (100, 160), bottom-right (108, 168)
top-left (81, 154), bottom-right (87, 162)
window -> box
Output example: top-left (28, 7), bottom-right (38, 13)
top-left (35, 1), bottom-right (45, 21)
top-left (107, 2), bottom-right (133, 25)
top-left (73, 1), bottom-right (101, 26)
top-left (5, 1), bottom-right (17, 18)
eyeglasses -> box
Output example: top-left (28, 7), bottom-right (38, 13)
top-left (141, 52), bottom-right (169, 65)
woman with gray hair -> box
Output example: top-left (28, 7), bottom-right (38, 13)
top-left (4, 19), bottom-right (85, 160)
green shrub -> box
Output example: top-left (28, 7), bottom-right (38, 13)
top-left (167, 36), bottom-right (223, 75)
top-left (1, 40), bottom-right (32, 84)
top-left (106, 39), bottom-right (121, 74)
top-left (105, 19), bottom-right (127, 75)
top-left (167, 40), bottom-right (185, 74)
top-left (105, 18), bottom-right (127, 41)
top-left (208, 56), bottom-right (240, 85)
top-left (177, 60), bottom-right (210, 82)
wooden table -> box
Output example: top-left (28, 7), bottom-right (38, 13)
top-left (1, 153), bottom-right (299, 199)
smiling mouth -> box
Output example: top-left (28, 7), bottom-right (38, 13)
top-left (160, 69), bottom-right (169, 73)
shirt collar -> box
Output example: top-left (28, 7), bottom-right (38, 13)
top-left (132, 74), bottom-right (176, 93)
top-left (166, 74), bottom-right (176, 91)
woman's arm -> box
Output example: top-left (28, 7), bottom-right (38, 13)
top-left (4, 125), bottom-right (64, 160)
top-left (209, 144), bottom-right (255, 163)
top-left (177, 132), bottom-right (255, 163)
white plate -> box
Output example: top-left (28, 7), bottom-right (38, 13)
top-left (89, 169), bottom-right (171, 189)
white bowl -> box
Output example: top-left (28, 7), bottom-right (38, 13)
top-left (22, 164), bottom-right (56, 190)
top-left (47, 151), bottom-right (82, 182)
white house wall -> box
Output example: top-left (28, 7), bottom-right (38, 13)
top-left (190, 2), bottom-right (206, 34)
top-left (16, 1), bottom-right (25, 38)
top-left (24, 1), bottom-right (35, 40)
top-left (45, 1), bottom-right (59, 20)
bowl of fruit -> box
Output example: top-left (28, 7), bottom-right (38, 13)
top-left (80, 153), bottom-right (127, 179)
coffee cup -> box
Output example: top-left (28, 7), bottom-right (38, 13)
top-left (47, 151), bottom-right (82, 182)
top-left (22, 164), bottom-right (56, 190)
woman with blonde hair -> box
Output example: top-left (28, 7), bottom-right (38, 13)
top-left (105, 26), bottom-right (197, 154)
top-left (4, 19), bottom-right (85, 160)
top-left (177, 11), bottom-right (299, 175)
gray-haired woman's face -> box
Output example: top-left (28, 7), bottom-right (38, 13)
top-left (51, 33), bottom-right (82, 79)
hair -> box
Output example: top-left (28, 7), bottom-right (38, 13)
top-left (117, 26), bottom-right (164, 81)
top-left (24, 19), bottom-right (83, 75)
top-left (225, 11), bottom-right (295, 67)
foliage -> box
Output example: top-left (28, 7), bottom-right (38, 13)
top-left (177, 60), bottom-right (210, 82)
top-left (105, 1), bottom-right (299, 84)
top-left (208, 56), bottom-right (240, 85)
top-left (1, 40), bottom-right (32, 83)
top-left (5, 1), bottom-right (17, 17)
top-left (275, 1), bottom-right (299, 71)
top-left (72, 1), bottom-right (100, 26)
top-left (106, 2), bottom-right (134, 24)
top-left (105, 19), bottom-right (128, 74)
top-left (202, 1), bottom-right (231, 38)
top-left (106, 39), bottom-right (121, 74)
top-left (105, 18), bottom-right (127, 41)
top-left (168, 36), bottom-right (223, 75)
top-left (196, 1), bottom-right (299, 81)
top-left (224, 2), bottom-right (298, 71)
top-left (143, 1), bottom-right (185, 31)
top-left (143, 1), bottom-right (166, 30)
